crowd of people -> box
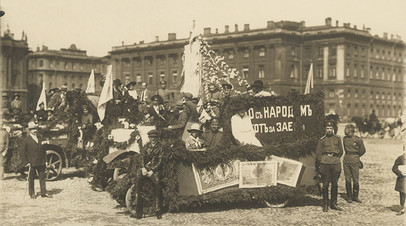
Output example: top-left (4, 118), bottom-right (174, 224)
top-left (2, 77), bottom-right (406, 219)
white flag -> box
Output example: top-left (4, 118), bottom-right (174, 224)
top-left (97, 65), bottom-right (113, 121)
top-left (36, 81), bottom-right (47, 111)
top-left (304, 63), bottom-right (314, 95)
top-left (85, 69), bottom-right (95, 94)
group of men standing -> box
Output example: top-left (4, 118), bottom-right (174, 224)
top-left (316, 121), bottom-right (366, 212)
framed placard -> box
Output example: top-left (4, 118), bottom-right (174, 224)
top-left (192, 160), bottom-right (240, 195)
top-left (268, 155), bottom-right (303, 187)
top-left (239, 161), bottom-right (277, 188)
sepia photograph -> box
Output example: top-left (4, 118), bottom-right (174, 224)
top-left (1, 0), bottom-right (406, 225)
top-left (239, 161), bottom-right (277, 188)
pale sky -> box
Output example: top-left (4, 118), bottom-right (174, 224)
top-left (1, 0), bottom-right (405, 57)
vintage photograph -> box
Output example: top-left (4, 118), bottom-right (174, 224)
top-left (1, 0), bottom-right (406, 225)
top-left (268, 155), bottom-right (303, 187)
top-left (192, 160), bottom-right (240, 195)
top-left (239, 161), bottom-right (277, 188)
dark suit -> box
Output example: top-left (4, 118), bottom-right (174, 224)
top-left (146, 105), bottom-right (169, 129)
top-left (134, 141), bottom-right (164, 218)
top-left (20, 134), bottom-right (47, 197)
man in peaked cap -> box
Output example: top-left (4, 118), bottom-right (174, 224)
top-left (132, 129), bottom-right (164, 219)
top-left (343, 124), bottom-right (366, 204)
top-left (316, 121), bottom-right (344, 212)
top-left (250, 80), bottom-right (273, 97)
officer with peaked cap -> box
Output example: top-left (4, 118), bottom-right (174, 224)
top-left (343, 124), bottom-right (366, 203)
top-left (316, 121), bottom-right (344, 212)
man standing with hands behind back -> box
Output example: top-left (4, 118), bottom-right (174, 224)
top-left (21, 121), bottom-right (52, 199)
top-left (316, 121), bottom-right (344, 212)
top-left (343, 124), bottom-right (366, 203)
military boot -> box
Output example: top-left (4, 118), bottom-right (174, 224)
top-left (353, 183), bottom-right (362, 203)
top-left (322, 186), bottom-right (329, 212)
top-left (330, 185), bottom-right (343, 211)
top-left (345, 182), bottom-right (352, 203)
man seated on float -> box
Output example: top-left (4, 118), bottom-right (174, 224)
top-left (185, 123), bottom-right (206, 151)
top-left (182, 93), bottom-right (199, 122)
top-left (132, 130), bottom-right (163, 220)
top-left (35, 102), bottom-right (48, 123)
top-left (230, 102), bottom-right (262, 147)
top-left (202, 117), bottom-right (224, 151)
top-left (250, 80), bottom-right (275, 97)
top-left (205, 83), bottom-right (223, 116)
top-left (168, 101), bottom-right (189, 136)
top-left (146, 95), bottom-right (168, 129)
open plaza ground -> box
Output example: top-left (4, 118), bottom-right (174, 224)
top-left (1, 124), bottom-right (405, 225)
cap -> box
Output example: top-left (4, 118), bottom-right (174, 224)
top-left (82, 105), bottom-right (88, 110)
top-left (221, 83), bottom-right (233, 90)
top-left (27, 121), bottom-right (38, 130)
top-left (2, 93), bottom-right (8, 97)
top-left (230, 102), bottom-right (246, 111)
top-left (325, 121), bottom-right (334, 127)
top-left (147, 130), bottom-right (160, 137)
top-left (151, 95), bottom-right (163, 103)
top-left (187, 123), bottom-right (203, 133)
top-left (49, 88), bottom-right (59, 93)
top-left (250, 80), bottom-right (265, 88)
top-left (183, 93), bottom-right (193, 100)
top-left (160, 80), bottom-right (167, 85)
top-left (126, 81), bottom-right (137, 89)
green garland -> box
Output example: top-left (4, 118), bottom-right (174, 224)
top-left (109, 130), bottom-right (141, 150)
top-left (105, 93), bottom-right (325, 214)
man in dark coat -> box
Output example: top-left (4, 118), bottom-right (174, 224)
top-left (146, 95), bottom-right (168, 129)
top-left (316, 121), bottom-right (344, 212)
top-left (343, 124), bottom-right (366, 203)
top-left (20, 122), bottom-right (52, 199)
top-left (132, 130), bottom-right (164, 219)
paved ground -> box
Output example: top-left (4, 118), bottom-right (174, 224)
top-left (1, 130), bottom-right (406, 225)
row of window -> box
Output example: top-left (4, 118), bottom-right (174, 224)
top-left (328, 89), bottom-right (403, 100)
top-left (32, 59), bottom-right (104, 73)
top-left (345, 104), bottom-right (402, 117)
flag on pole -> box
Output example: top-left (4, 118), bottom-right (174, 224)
top-left (97, 65), bottom-right (113, 121)
top-left (85, 69), bottom-right (95, 94)
top-left (304, 63), bottom-right (314, 94)
top-left (36, 81), bottom-right (47, 110)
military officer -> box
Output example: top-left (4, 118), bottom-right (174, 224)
top-left (343, 124), bottom-right (366, 203)
top-left (132, 130), bottom-right (164, 219)
top-left (316, 121), bottom-right (344, 212)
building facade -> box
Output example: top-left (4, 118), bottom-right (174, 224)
top-left (0, 29), bottom-right (30, 113)
top-left (110, 18), bottom-right (405, 120)
top-left (27, 44), bottom-right (108, 110)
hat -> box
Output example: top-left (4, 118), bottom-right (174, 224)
top-left (141, 82), bottom-right (147, 86)
top-left (187, 123), bottom-right (203, 133)
top-left (183, 93), bottom-right (193, 100)
top-left (147, 130), bottom-right (160, 137)
top-left (176, 101), bottom-right (184, 110)
top-left (49, 88), bottom-right (59, 93)
top-left (325, 121), bottom-right (335, 127)
top-left (61, 85), bottom-right (68, 91)
top-left (2, 93), bottom-right (8, 97)
top-left (38, 102), bottom-right (45, 106)
top-left (82, 105), bottom-right (88, 110)
top-left (113, 79), bottom-right (122, 86)
top-left (126, 81), bottom-right (136, 89)
top-left (230, 102), bottom-right (246, 111)
top-left (250, 80), bottom-right (264, 88)
top-left (27, 121), bottom-right (38, 130)
top-left (151, 95), bottom-right (163, 103)
top-left (221, 83), bottom-right (233, 90)
top-left (160, 80), bottom-right (167, 85)
top-left (14, 93), bottom-right (20, 97)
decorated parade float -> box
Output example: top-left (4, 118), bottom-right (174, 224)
top-left (3, 33), bottom-right (326, 218)
top-left (97, 36), bottom-right (326, 216)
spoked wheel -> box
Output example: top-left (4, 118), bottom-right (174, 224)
top-left (45, 150), bottom-right (63, 181)
top-left (263, 198), bottom-right (290, 208)
top-left (126, 184), bottom-right (137, 215)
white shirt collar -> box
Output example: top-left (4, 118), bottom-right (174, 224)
top-left (30, 133), bottom-right (38, 143)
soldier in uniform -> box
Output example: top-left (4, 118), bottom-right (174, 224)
top-left (343, 124), bottom-right (366, 203)
top-left (132, 130), bottom-right (164, 219)
top-left (316, 121), bottom-right (344, 212)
